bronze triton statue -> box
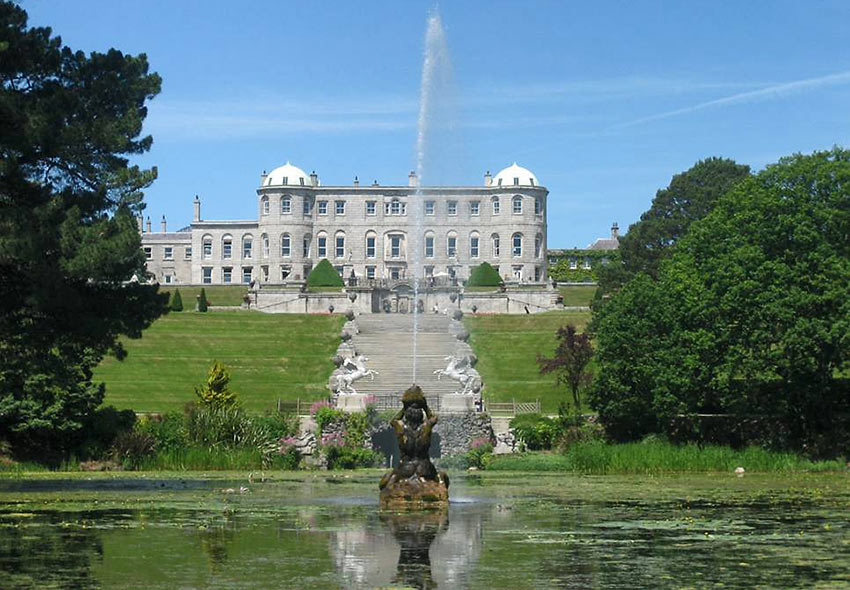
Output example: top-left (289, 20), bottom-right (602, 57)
top-left (379, 385), bottom-right (449, 508)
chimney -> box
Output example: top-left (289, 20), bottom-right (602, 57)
top-left (160, 215), bottom-right (167, 233)
top-left (353, 176), bottom-right (359, 187)
top-left (611, 222), bottom-right (619, 239)
top-left (408, 170), bottom-right (417, 187)
top-left (145, 216), bottom-right (152, 233)
top-left (260, 170), bottom-right (268, 186)
top-left (137, 215), bottom-right (143, 233)
top-left (484, 170), bottom-right (492, 186)
top-left (310, 170), bottom-right (318, 187)
top-left (372, 180), bottom-right (379, 186)
top-left (193, 195), bottom-right (201, 222)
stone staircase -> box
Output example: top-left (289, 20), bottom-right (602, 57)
top-left (349, 314), bottom-right (459, 398)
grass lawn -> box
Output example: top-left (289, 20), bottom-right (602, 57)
top-left (159, 285), bottom-right (248, 307)
top-left (94, 311), bottom-right (344, 413)
top-left (464, 310), bottom-right (591, 414)
top-left (558, 285), bottom-right (597, 307)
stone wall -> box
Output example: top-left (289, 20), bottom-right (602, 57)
top-left (433, 413), bottom-right (494, 458)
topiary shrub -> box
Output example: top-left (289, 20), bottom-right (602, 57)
top-left (307, 259), bottom-right (344, 288)
top-left (197, 288), bottom-right (209, 312)
top-left (170, 289), bottom-right (183, 312)
top-left (467, 261), bottom-right (502, 287)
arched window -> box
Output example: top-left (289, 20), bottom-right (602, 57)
top-left (446, 231), bottom-right (457, 258)
top-left (317, 232), bottom-right (327, 258)
top-left (335, 231), bottom-right (346, 258)
top-left (469, 232), bottom-right (480, 258)
top-left (534, 234), bottom-right (543, 258)
top-left (365, 231), bottom-right (377, 259)
top-left (202, 234), bottom-right (213, 259)
top-left (242, 235), bottom-right (253, 259)
top-left (261, 196), bottom-right (269, 215)
top-left (281, 195), bottom-right (291, 214)
top-left (491, 233), bottom-right (500, 257)
top-left (222, 235), bottom-right (233, 259)
top-left (424, 231), bottom-right (435, 258)
top-left (281, 233), bottom-right (291, 257)
top-left (512, 195), bottom-right (523, 214)
top-left (302, 234), bottom-right (311, 258)
top-left (261, 233), bottom-right (269, 258)
top-left (491, 196), bottom-right (500, 215)
top-left (512, 233), bottom-right (522, 257)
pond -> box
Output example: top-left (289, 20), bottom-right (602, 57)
top-left (0, 471), bottom-right (848, 589)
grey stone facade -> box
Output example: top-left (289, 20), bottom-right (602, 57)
top-left (141, 162), bottom-right (549, 287)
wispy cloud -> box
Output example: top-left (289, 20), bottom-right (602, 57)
top-left (608, 71), bottom-right (850, 130)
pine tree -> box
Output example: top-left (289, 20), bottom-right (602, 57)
top-left (197, 288), bottom-right (209, 312)
top-left (195, 361), bottom-right (237, 407)
top-left (170, 289), bottom-right (183, 312)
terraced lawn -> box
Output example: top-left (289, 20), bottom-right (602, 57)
top-left (464, 310), bottom-right (592, 413)
top-left (94, 311), bottom-right (344, 413)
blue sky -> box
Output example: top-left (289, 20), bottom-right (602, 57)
top-left (23, 0), bottom-right (850, 247)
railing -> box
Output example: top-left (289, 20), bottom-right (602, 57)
top-left (484, 399), bottom-right (540, 417)
top-left (367, 393), bottom-right (442, 413)
top-left (276, 398), bottom-right (318, 415)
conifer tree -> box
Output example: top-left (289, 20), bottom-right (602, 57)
top-left (197, 288), bottom-right (209, 312)
top-left (170, 289), bottom-right (183, 312)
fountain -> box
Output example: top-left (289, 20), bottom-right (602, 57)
top-left (379, 385), bottom-right (450, 508)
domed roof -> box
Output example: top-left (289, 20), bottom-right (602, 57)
top-left (492, 162), bottom-right (539, 188)
top-left (264, 162), bottom-right (311, 187)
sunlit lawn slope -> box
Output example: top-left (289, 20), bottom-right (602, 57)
top-left (95, 311), bottom-right (344, 413)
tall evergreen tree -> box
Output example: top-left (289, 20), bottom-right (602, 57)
top-left (0, 2), bottom-right (167, 459)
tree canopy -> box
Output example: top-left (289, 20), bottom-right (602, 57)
top-left (590, 148), bottom-right (850, 455)
top-left (0, 2), bottom-right (166, 459)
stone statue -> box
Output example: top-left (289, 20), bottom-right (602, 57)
top-left (433, 354), bottom-right (481, 395)
top-left (333, 354), bottom-right (379, 395)
top-left (379, 385), bottom-right (449, 508)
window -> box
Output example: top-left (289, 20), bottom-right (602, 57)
top-left (223, 267), bottom-right (232, 284)
top-left (302, 234), bottom-right (311, 258)
top-left (513, 176), bottom-right (519, 186)
top-left (366, 235), bottom-right (376, 258)
top-left (447, 201), bottom-right (457, 215)
top-left (281, 233), bottom-right (291, 257)
top-left (280, 265), bottom-right (291, 281)
top-left (262, 234), bottom-right (269, 258)
top-left (261, 265), bottom-right (269, 282)
top-left (425, 201), bottom-right (435, 215)
top-left (281, 176), bottom-right (288, 185)
top-left (202, 267), bottom-right (212, 284)
top-left (163, 273), bottom-right (172, 284)
top-left (497, 178), bottom-right (503, 186)
top-left (424, 265), bottom-right (434, 277)
top-left (203, 236), bottom-right (212, 259)
top-left (470, 201), bottom-right (480, 216)
top-left (470, 235), bottom-right (479, 258)
top-left (242, 267), bottom-right (252, 284)
top-left (222, 237), bottom-right (232, 259)
top-left (447, 235), bottom-right (457, 257)
top-left (386, 199), bottom-right (405, 215)
top-left (366, 266), bottom-right (376, 279)
top-left (163, 246), bottom-right (173, 260)
top-left (425, 235), bottom-right (434, 258)
top-left (185, 246), bottom-right (192, 260)
top-left (569, 257), bottom-right (577, 270)
top-left (318, 235), bottom-right (327, 258)
top-left (513, 265), bottom-right (523, 280)
top-left (390, 267), bottom-right (400, 280)
top-left (318, 200), bottom-right (328, 215)
top-left (492, 234), bottom-right (500, 257)
top-left (390, 235), bottom-right (401, 258)
top-left (535, 266), bottom-right (542, 282)
top-left (584, 257), bottom-right (592, 270)
top-left (281, 196), bottom-right (291, 214)
top-left (535, 234), bottom-right (542, 258)
top-left (492, 196), bottom-right (500, 215)
top-left (303, 198), bottom-right (312, 216)
top-left (335, 200), bottom-right (345, 215)
top-left (144, 247), bottom-right (152, 260)
top-left (534, 197), bottom-right (542, 215)
top-left (242, 236), bottom-right (253, 259)
top-left (299, 177), bottom-right (305, 186)
top-left (334, 265), bottom-right (344, 276)
top-left (261, 196), bottom-right (269, 215)
top-left (335, 233), bottom-right (345, 258)
top-left (366, 201), bottom-right (376, 215)
top-left (512, 233), bottom-right (522, 257)
top-left (512, 195), bottom-right (523, 214)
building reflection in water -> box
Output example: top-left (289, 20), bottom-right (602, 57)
top-left (329, 504), bottom-right (485, 589)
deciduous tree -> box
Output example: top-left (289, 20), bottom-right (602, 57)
top-left (538, 324), bottom-right (594, 419)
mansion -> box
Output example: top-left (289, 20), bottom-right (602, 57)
top-left (140, 162), bottom-right (549, 287)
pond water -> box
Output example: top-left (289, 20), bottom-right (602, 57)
top-left (0, 471), bottom-right (848, 589)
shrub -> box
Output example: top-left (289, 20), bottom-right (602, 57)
top-left (136, 412), bottom-right (186, 451)
top-left (467, 438), bottom-right (494, 469)
top-left (467, 261), bottom-right (502, 287)
top-left (253, 412), bottom-right (299, 439)
top-left (110, 430), bottom-right (157, 469)
top-left (324, 443), bottom-right (380, 469)
top-left (313, 405), bottom-right (346, 437)
top-left (197, 288), bottom-right (209, 312)
top-left (170, 289), bottom-right (184, 311)
top-left (306, 259), bottom-right (344, 288)
top-left (76, 406), bottom-right (137, 459)
top-left (510, 413), bottom-right (561, 450)
top-left (195, 361), bottom-right (237, 407)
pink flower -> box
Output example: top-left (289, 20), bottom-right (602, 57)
top-left (310, 400), bottom-right (332, 417)
top-left (470, 437), bottom-right (491, 449)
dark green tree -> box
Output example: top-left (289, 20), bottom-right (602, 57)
top-left (597, 157), bottom-right (750, 295)
top-left (467, 261), bottom-right (502, 287)
top-left (197, 288), bottom-right (209, 312)
top-left (307, 259), bottom-right (344, 288)
top-left (590, 148), bottom-right (850, 454)
top-left (538, 324), bottom-right (594, 421)
top-left (0, 2), bottom-right (166, 459)
top-left (170, 289), bottom-right (183, 312)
